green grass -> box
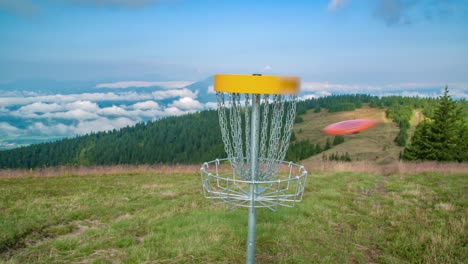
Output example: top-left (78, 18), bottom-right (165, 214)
top-left (0, 171), bottom-right (466, 263)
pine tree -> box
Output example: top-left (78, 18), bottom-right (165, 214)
top-left (333, 135), bottom-right (344, 145)
top-left (404, 120), bottom-right (436, 160)
top-left (322, 153), bottom-right (327, 161)
top-left (431, 86), bottom-right (465, 161)
top-left (325, 138), bottom-right (331, 150)
top-left (345, 152), bottom-right (351, 162)
top-left (290, 131), bottom-right (296, 141)
top-left (315, 143), bottom-right (322, 153)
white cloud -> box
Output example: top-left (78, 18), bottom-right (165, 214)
top-left (73, 117), bottom-right (136, 135)
top-left (48, 109), bottom-right (99, 120)
top-left (262, 65), bottom-right (272, 72)
top-left (0, 93), bottom-right (80, 107)
top-left (162, 106), bottom-right (187, 116)
top-left (132, 100), bottom-right (160, 110)
top-left (12, 100), bottom-right (102, 120)
top-left (328, 0), bottom-right (349, 11)
top-left (27, 122), bottom-right (74, 136)
top-left (450, 89), bottom-right (468, 99)
top-left (169, 97), bottom-right (204, 111)
top-left (152, 88), bottom-right (197, 100)
top-left (205, 102), bottom-right (218, 109)
top-left (207, 85), bottom-right (215, 94)
top-left (301, 81), bottom-right (468, 98)
top-left (301, 82), bottom-right (381, 92)
top-left (0, 90), bottom-right (198, 107)
top-left (64, 100), bottom-right (100, 112)
top-left (0, 122), bottom-right (21, 136)
top-left (0, 92), bottom-right (145, 107)
top-left (96, 81), bottom-right (193, 89)
top-left (26, 117), bottom-right (137, 136)
top-left (299, 94), bottom-right (319, 100)
top-left (99, 105), bottom-right (130, 117)
top-left (17, 102), bottom-right (62, 113)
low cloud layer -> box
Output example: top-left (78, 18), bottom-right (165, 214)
top-left (0, 89), bottom-right (198, 107)
top-left (0, 86), bottom-right (217, 147)
top-left (169, 97), bottom-right (204, 111)
top-left (300, 81), bottom-right (468, 98)
top-left (96, 81), bottom-right (193, 89)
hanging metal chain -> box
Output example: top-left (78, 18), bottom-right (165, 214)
top-left (244, 94), bottom-right (251, 178)
top-left (275, 95), bottom-right (297, 172)
top-left (265, 95), bottom-right (285, 179)
top-left (217, 92), bottom-right (234, 162)
top-left (257, 94), bottom-right (270, 179)
top-left (259, 94), bottom-right (270, 160)
top-left (229, 93), bottom-right (245, 178)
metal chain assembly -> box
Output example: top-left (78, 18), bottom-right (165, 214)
top-left (216, 92), bottom-right (297, 181)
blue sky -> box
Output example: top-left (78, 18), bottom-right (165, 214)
top-left (0, 0), bottom-right (467, 148)
top-left (0, 0), bottom-right (467, 85)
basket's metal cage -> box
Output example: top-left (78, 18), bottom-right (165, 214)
top-left (201, 158), bottom-right (307, 211)
top-left (200, 74), bottom-right (308, 264)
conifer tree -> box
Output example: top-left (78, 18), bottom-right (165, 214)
top-left (345, 152), bottom-right (351, 162)
top-left (333, 135), bottom-right (344, 145)
top-left (325, 138), bottom-right (331, 150)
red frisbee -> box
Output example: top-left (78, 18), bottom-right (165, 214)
top-left (323, 119), bottom-right (376, 135)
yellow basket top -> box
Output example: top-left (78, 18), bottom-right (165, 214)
top-left (214, 74), bottom-right (300, 94)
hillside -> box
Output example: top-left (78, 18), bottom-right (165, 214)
top-left (294, 105), bottom-right (407, 164)
top-left (0, 169), bottom-right (466, 263)
top-left (0, 95), bottom-right (439, 169)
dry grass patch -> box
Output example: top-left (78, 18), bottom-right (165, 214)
top-left (304, 160), bottom-right (468, 175)
top-left (0, 164), bottom-right (201, 179)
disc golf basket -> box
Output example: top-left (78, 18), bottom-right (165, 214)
top-left (201, 74), bottom-right (308, 263)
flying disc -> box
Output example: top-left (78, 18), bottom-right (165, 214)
top-left (323, 119), bottom-right (376, 135)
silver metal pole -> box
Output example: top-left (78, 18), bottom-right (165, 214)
top-left (246, 94), bottom-right (260, 264)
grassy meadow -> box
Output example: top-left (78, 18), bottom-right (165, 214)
top-left (0, 165), bottom-right (466, 263)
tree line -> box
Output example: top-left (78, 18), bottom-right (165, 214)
top-left (286, 135), bottom-right (345, 162)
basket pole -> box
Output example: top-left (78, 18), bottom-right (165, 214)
top-left (246, 94), bottom-right (260, 264)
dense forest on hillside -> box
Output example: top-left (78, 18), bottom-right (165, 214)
top-left (0, 94), bottom-right (448, 169)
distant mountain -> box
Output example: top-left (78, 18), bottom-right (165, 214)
top-left (0, 79), bottom-right (197, 95)
top-left (185, 76), bottom-right (216, 103)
